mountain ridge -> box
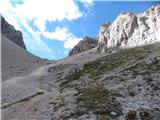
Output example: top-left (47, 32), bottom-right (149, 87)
top-left (69, 4), bottom-right (160, 56)
top-left (97, 4), bottom-right (160, 53)
top-left (69, 36), bottom-right (97, 56)
top-left (1, 16), bottom-right (26, 49)
top-left (1, 17), bottom-right (52, 81)
top-left (1, 3), bottom-right (160, 120)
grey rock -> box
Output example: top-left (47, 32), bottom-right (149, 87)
top-left (110, 111), bottom-right (117, 116)
top-left (61, 64), bottom-right (84, 79)
top-left (69, 36), bottom-right (97, 56)
top-left (1, 16), bottom-right (26, 49)
top-left (145, 57), bottom-right (159, 67)
top-left (97, 4), bottom-right (160, 53)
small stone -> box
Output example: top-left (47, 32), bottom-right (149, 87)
top-left (110, 111), bottom-right (117, 116)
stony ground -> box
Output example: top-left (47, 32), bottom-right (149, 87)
top-left (2, 43), bottom-right (160, 120)
top-left (1, 35), bottom-right (52, 81)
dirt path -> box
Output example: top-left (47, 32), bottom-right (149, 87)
top-left (1, 62), bottom-right (59, 107)
top-left (2, 48), bottom-right (106, 120)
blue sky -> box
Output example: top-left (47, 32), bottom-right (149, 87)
top-left (0, 0), bottom-right (157, 60)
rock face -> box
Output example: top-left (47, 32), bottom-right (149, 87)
top-left (1, 16), bottom-right (26, 49)
top-left (97, 4), bottom-right (160, 53)
top-left (69, 36), bottom-right (97, 56)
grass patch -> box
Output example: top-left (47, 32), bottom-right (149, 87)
top-left (150, 83), bottom-right (160, 90)
top-left (59, 71), bottom-right (83, 91)
top-left (148, 59), bottom-right (160, 71)
top-left (38, 76), bottom-right (45, 81)
top-left (82, 45), bottom-right (151, 78)
top-left (2, 91), bottom-right (44, 109)
top-left (76, 85), bottom-right (122, 117)
top-left (51, 96), bottom-right (65, 111)
top-left (123, 62), bottom-right (143, 76)
top-left (128, 91), bottom-right (136, 97)
top-left (143, 74), bottom-right (153, 82)
top-left (126, 110), bottom-right (137, 120)
top-left (60, 44), bottom-right (153, 90)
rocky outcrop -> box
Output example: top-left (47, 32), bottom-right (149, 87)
top-left (61, 64), bottom-right (84, 79)
top-left (69, 36), bottom-right (97, 56)
top-left (1, 16), bottom-right (26, 49)
top-left (97, 4), bottom-right (160, 53)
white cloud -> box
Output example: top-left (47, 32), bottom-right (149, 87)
top-left (15, 0), bottom-right (83, 32)
top-left (0, 0), bottom-right (83, 52)
top-left (0, 0), bottom-right (86, 58)
top-left (79, 0), bottom-right (93, 5)
top-left (43, 27), bottom-right (71, 41)
top-left (43, 26), bottom-right (81, 49)
top-left (64, 37), bottom-right (81, 49)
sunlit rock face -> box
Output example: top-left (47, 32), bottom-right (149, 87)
top-left (69, 36), bottom-right (97, 56)
top-left (1, 16), bottom-right (26, 49)
top-left (97, 4), bottom-right (160, 53)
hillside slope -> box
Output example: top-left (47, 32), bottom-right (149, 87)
top-left (2, 43), bottom-right (160, 120)
top-left (1, 34), bottom-right (50, 81)
top-left (1, 3), bottom-right (160, 120)
top-left (55, 43), bottom-right (160, 120)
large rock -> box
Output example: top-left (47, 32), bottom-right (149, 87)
top-left (1, 16), bottom-right (26, 49)
top-left (97, 4), bottom-right (160, 53)
top-left (61, 64), bottom-right (84, 79)
top-left (69, 36), bottom-right (97, 56)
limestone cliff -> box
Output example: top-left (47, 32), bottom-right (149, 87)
top-left (97, 4), bottom-right (160, 53)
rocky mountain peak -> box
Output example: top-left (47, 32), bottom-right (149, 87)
top-left (97, 4), bottom-right (160, 53)
top-left (69, 36), bottom-right (97, 56)
top-left (1, 16), bottom-right (26, 49)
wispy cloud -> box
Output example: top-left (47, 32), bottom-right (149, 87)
top-left (0, 0), bottom-right (53, 53)
top-left (78, 0), bottom-right (94, 5)
top-left (64, 49), bottom-right (70, 55)
top-left (79, 0), bottom-right (94, 17)
top-left (19, 16), bottom-right (52, 52)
